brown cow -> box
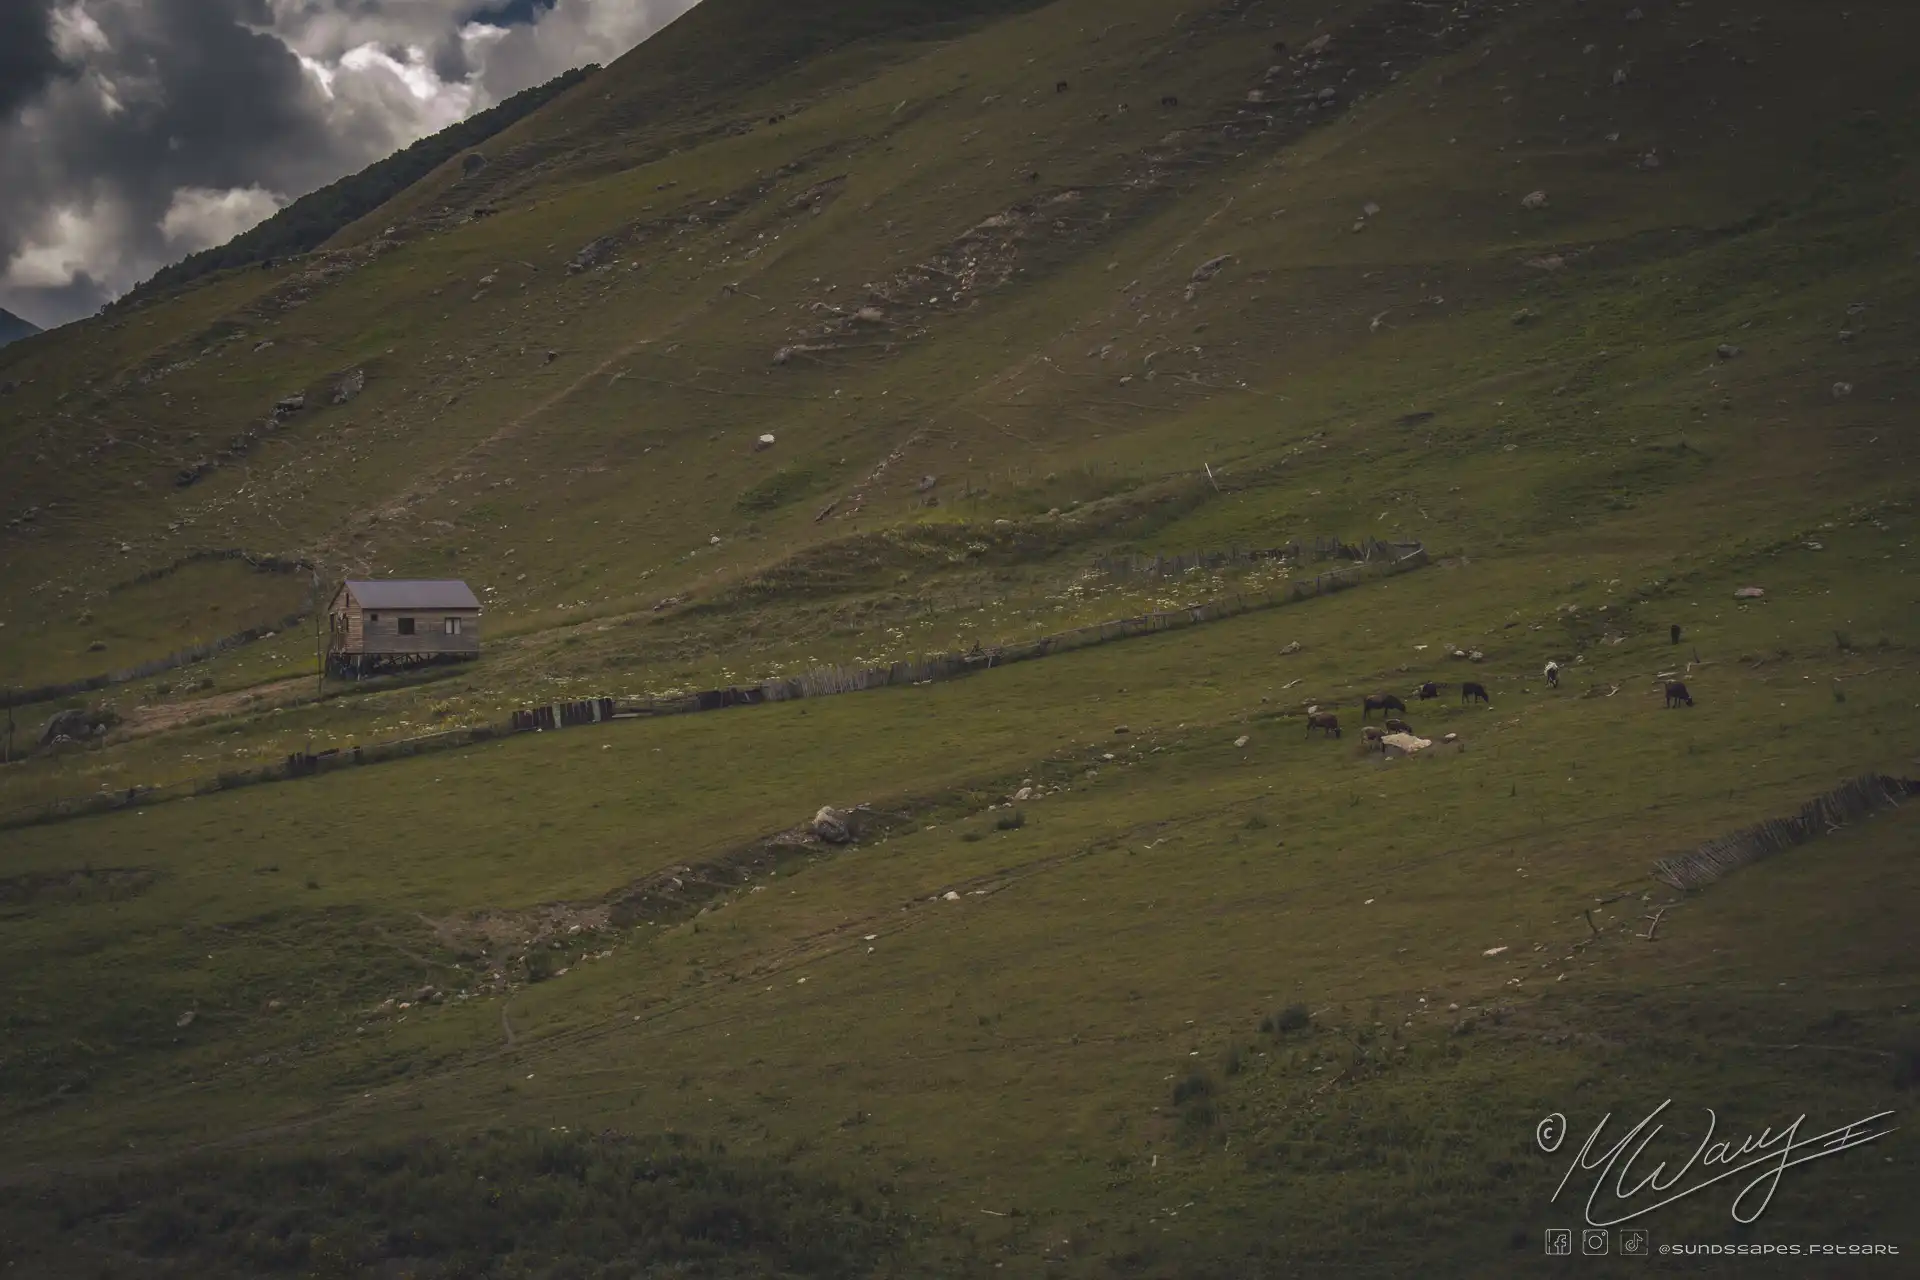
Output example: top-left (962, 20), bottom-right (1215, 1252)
top-left (1362, 693), bottom-right (1406, 719)
top-left (1461, 681), bottom-right (1491, 704)
top-left (1306, 712), bottom-right (1342, 739)
top-left (1361, 725), bottom-right (1386, 752)
top-left (1665, 681), bottom-right (1694, 708)
top-left (1383, 717), bottom-right (1413, 735)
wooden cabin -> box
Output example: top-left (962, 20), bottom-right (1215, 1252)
top-left (327, 579), bottom-right (481, 676)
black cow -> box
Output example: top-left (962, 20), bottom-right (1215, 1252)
top-left (1461, 681), bottom-right (1491, 704)
top-left (1306, 712), bottom-right (1342, 739)
top-left (1362, 693), bottom-right (1406, 719)
top-left (1665, 681), bottom-right (1694, 708)
top-left (1416, 681), bottom-right (1440, 700)
top-left (1056, 79), bottom-right (1070, 92)
top-left (1671, 624), bottom-right (1682, 645)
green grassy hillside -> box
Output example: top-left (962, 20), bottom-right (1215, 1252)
top-left (0, 0), bottom-right (1916, 1275)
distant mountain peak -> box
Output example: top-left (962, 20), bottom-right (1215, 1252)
top-left (0, 308), bottom-right (41, 349)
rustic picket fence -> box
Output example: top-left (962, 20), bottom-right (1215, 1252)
top-left (1652, 774), bottom-right (1919, 892)
top-left (1, 551), bottom-right (321, 710)
top-left (1, 722), bottom-right (512, 829)
top-left (511, 698), bottom-right (616, 732)
top-left (1091, 535), bottom-right (1402, 582)
top-left (0, 538), bottom-right (1427, 831)
top-left (635, 538), bottom-right (1428, 712)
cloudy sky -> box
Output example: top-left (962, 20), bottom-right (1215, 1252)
top-left (0, 0), bottom-right (700, 330)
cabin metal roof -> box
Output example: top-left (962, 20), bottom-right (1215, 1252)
top-left (342, 579), bottom-right (481, 610)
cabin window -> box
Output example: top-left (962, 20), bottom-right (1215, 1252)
top-left (444, 617), bottom-right (463, 636)
top-left (369, 613), bottom-right (379, 621)
top-left (398, 617), bottom-right (416, 636)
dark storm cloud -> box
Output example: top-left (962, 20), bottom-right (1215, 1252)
top-left (0, 0), bottom-right (357, 327)
top-left (0, 0), bottom-right (69, 120)
top-left (468, 0), bottom-right (558, 27)
top-left (0, 0), bottom-right (698, 330)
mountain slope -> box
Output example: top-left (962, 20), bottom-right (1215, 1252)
top-left (115, 65), bottom-right (602, 310)
top-left (0, 1), bottom-right (1916, 1273)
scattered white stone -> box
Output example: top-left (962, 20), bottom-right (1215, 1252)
top-left (176, 1011), bottom-right (196, 1028)
top-left (1832, 381), bottom-right (1854, 399)
top-left (1233, 735), bottom-right (1250, 748)
top-left (1482, 946), bottom-right (1509, 957)
top-left (943, 890), bottom-right (961, 901)
top-left (1521, 190), bottom-right (1549, 210)
top-left (1734, 586), bottom-right (1765, 599)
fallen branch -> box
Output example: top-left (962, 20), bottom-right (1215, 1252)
top-left (1641, 906), bottom-right (1668, 941)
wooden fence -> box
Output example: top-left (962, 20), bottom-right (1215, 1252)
top-left (1092, 535), bottom-right (1405, 581)
top-left (511, 698), bottom-right (617, 731)
top-left (2, 551), bottom-right (322, 710)
top-left (0, 538), bottom-right (1427, 831)
top-left (1652, 774), bottom-right (1919, 892)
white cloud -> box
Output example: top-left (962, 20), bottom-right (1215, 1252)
top-left (0, 0), bottom-right (704, 327)
top-left (160, 186), bottom-right (287, 250)
top-left (50, 3), bottom-right (111, 60)
top-left (4, 199), bottom-right (129, 289)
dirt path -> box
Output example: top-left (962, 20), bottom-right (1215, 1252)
top-left (121, 676), bottom-right (314, 737)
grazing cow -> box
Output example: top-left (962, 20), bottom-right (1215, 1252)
top-left (1160, 94), bottom-right (1180, 107)
top-left (1461, 681), bottom-right (1491, 704)
top-left (1383, 717), bottom-right (1413, 735)
top-left (1306, 712), bottom-right (1342, 739)
top-left (1361, 725), bottom-right (1386, 751)
top-left (1362, 693), bottom-right (1406, 719)
top-left (1671, 624), bottom-right (1682, 645)
top-left (1416, 681), bottom-right (1440, 700)
top-left (1056, 79), bottom-right (1070, 92)
top-left (1665, 681), bottom-right (1694, 708)
top-left (1544, 660), bottom-right (1560, 689)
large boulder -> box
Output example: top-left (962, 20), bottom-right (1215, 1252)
top-left (39, 708), bottom-right (91, 745)
top-left (810, 806), bottom-right (853, 844)
top-left (332, 368), bottom-right (365, 405)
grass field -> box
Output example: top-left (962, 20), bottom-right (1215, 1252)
top-left (0, 0), bottom-right (1916, 1274)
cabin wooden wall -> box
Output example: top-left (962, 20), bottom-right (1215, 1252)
top-left (332, 608), bottom-right (480, 656)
